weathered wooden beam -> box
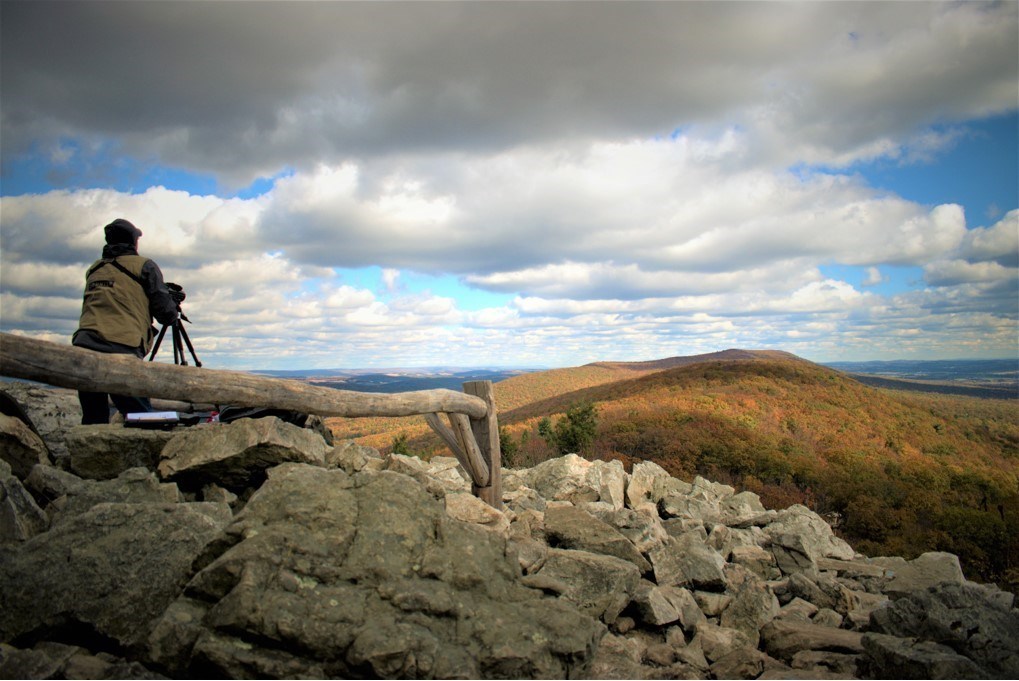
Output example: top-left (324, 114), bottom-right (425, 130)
top-left (0, 333), bottom-right (488, 419)
top-left (464, 380), bottom-right (502, 509)
top-left (448, 412), bottom-right (490, 487)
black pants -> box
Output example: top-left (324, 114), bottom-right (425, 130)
top-left (72, 333), bottom-right (153, 424)
top-left (78, 391), bottom-right (153, 425)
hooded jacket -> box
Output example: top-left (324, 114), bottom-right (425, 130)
top-left (73, 243), bottom-right (179, 355)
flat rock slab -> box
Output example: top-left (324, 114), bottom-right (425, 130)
top-left (761, 619), bottom-right (865, 662)
top-left (158, 417), bottom-right (329, 490)
top-left (66, 425), bottom-right (176, 480)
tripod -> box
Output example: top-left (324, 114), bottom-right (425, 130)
top-left (149, 312), bottom-right (202, 367)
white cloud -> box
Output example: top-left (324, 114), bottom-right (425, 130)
top-left (3, 2), bottom-right (1016, 183)
top-left (0, 2), bottom-right (1015, 367)
top-left (863, 267), bottom-right (884, 287)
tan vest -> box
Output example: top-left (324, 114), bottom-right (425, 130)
top-left (77, 255), bottom-right (155, 351)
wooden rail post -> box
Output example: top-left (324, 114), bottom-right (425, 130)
top-left (463, 380), bottom-right (501, 509)
top-left (0, 333), bottom-right (487, 418)
top-left (1, 333), bottom-right (504, 508)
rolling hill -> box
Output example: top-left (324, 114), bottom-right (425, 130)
top-left (325, 350), bottom-right (1019, 591)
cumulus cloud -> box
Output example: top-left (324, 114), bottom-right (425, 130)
top-left (1, 2), bottom-right (1016, 366)
top-left (3, 2), bottom-right (1016, 184)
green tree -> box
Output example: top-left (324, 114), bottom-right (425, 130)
top-left (499, 426), bottom-right (520, 467)
top-left (391, 432), bottom-right (412, 456)
top-left (538, 401), bottom-right (599, 455)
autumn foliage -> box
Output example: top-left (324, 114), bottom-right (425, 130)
top-left (328, 353), bottom-right (1019, 592)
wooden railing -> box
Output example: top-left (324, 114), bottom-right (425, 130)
top-left (0, 332), bottom-right (502, 507)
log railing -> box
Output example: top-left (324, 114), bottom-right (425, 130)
top-left (0, 332), bottom-right (502, 508)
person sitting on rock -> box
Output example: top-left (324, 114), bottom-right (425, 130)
top-left (72, 218), bottom-right (179, 424)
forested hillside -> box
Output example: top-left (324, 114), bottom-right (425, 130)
top-left (326, 353), bottom-right (1019, 592)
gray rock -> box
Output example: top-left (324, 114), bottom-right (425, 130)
top-left (764, 505), bottom-right (856, 574)
top-left (694, 590), bottom-right (733, 617)
top-left (691, 621), bottom-right (756, 663)
top-left (23, 463), bottom-right (83, 502)
top-left (66, 425), bottom-right (176, 480)
top-left (770, 531), bottom-right (821, 576)
top-left (869, 581), bottom-right (1019, 678)
top-left (760, 618), bottom-right (865, 662)
top-left (591, 459), bottom-right (628, 510)
top-left (524, 453), bottom-right (605, 505)
top-left (812, 608), bottom-right (844, 629)
top-left (0, 459), bottom-right (48, 541)
top-left (423, 455), bottom-right (472, 494)
top-left (787, 572), bottom-right (844, 612)
top-left (580, 502), bottom-right (669, 555)
top-left (879, 551), bottom-right (966, 598)
top-left (730, 543), bottom-right (778, 580)
top-left (582, 633), bottom-right (645, 680)
top-left (845, 590), bottom-right (890, 630)
top-left (661, 493), bottom-right (722, 525)
top-left (37, 466), bottom-right (184, 525)
top-left (861, 633), bottom-right (990, 679)
top-left (537, 548), bottom-right (641, 624)
top-left (779, 597), bottom-right (820, 621)
top-left (790, 649), bottom-right (860, 677)
top-left (158, 417), bottom-right (329, 491)
top-left (626, 460), bottom-right (690, 514)
top-left (444, 491), bottom-right (510, 533)
top-left (719, 490), bottom-right (767, 525)
top-left (710, 647), bottom-right (788, 680)
top-left (665, 586), bottom-right (708, 633)
top-left (631, 579), bottom-right (681, 626)
top-left (0, 382), bottom-right (80, 461)
top-left (152, 464), bottom-right (605, 678)
top-left (0, 413), bottom-right (51, 479)
top-left (544, 504), bottom-right (651, 572)
top-left (0, 501), bottom-right (231, 650)
top-left (326, 439), bottom-right (382, 473)
top-left (720, 576), bottom-right (780, 646)
top-left (0, 640), bottom-right (168, 680)
top-left (649, 532), bottom-right (727, 590)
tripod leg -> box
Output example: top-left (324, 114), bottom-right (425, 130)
top-left (172, 323), bottom-right (185, 365)
top-left (177, 325), bottom-right (203, 367)
top-left (149, 324), bottom-right (170, 361)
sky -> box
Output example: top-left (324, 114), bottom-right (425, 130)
top-left (1, 1), bottom-right (1017, 371)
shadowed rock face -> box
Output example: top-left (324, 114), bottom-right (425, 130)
top-left (1, 386), bottom-right (1017, 680)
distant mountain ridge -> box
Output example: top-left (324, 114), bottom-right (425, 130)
top-left (590, 348), bottom-right (804, 372)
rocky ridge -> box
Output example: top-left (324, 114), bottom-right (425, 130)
top-left (1, 381), bottom-right (1017, 679)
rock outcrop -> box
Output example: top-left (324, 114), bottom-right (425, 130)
top-left (1, 382), bottom-right (1016, 679)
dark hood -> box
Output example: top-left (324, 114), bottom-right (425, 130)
top-left (101, 243), bottom-right (140, 259)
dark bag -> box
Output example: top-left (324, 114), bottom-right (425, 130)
top-left (216, 406), bottom-right (310, 427)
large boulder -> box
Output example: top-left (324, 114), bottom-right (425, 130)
top-left (544, 504), bottom-right (651, 573)
top-left (533, 548), bottom-right (641, 625)
top-left (26, 465), bottom-right (183, 526)
top-left (148, 464), bottom-right (605, 679)
top-left (869, 581), bottom-right (1019, 678)
top-left (626, 460), bottom-right (691, 515)
top-left (860, 633), bottom-right (989, 680)
top-left (649, 532), bottom-right (727, 590)
top-left (760, 618), bottom-right (865, 663)
top-left (66, 425), bottom-right (177, 480)
top-left (158, 417), bottom-right (329, 491)
top-left (523, 453), bottom-right (625, 507)
top-left (764, 504), bottom-right (856, 575)
top-left (0, 383), bottom-right (80, 461)
top-left (0, 501), bottom-right (232, 651)
top-left (875, 551), bottom-right (967, 598)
